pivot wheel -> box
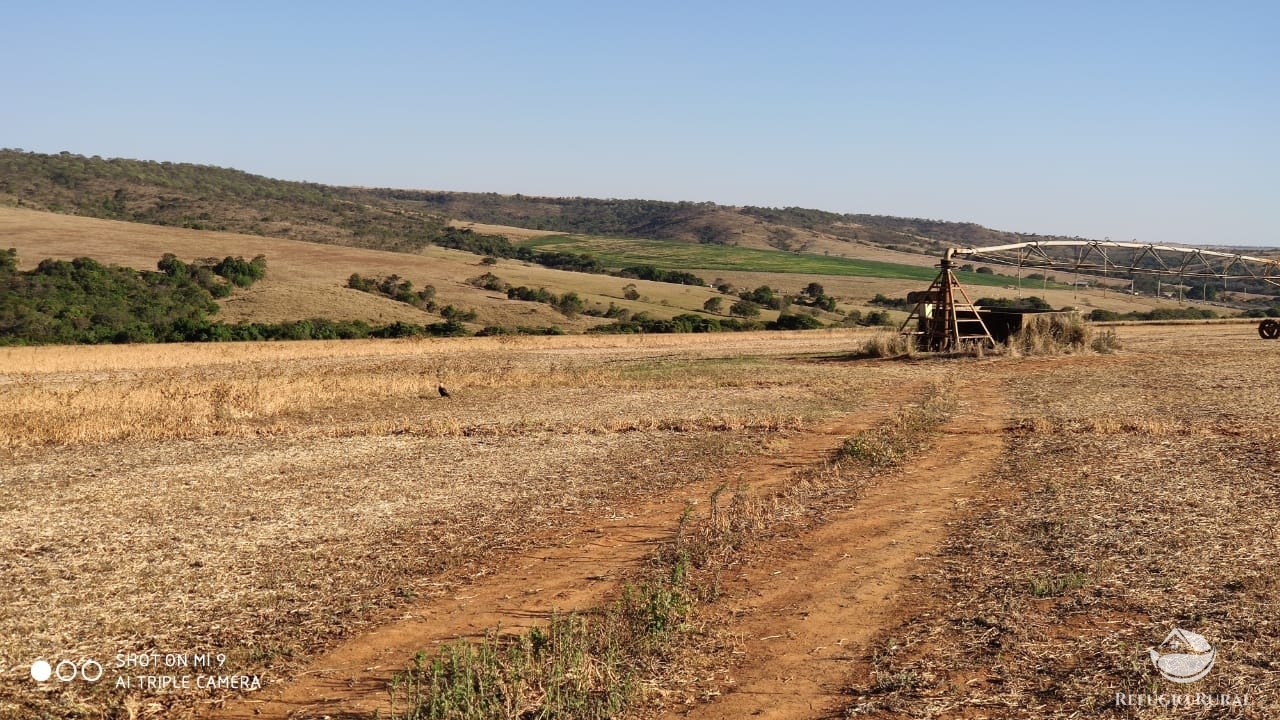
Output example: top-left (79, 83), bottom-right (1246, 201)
top-left (1259, 319), bottom-right (1280, 340)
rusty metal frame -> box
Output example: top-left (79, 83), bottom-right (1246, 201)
top-left (899, 256), bottom-right (996, 352)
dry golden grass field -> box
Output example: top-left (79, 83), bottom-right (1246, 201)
top-left (0, 207), bottom-right (734, 330)
top-left (4, 323), bottom-right (1280, 720)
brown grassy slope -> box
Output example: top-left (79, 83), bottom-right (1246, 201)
top-left (0, 203), bottom-right (1179, 334)
top-left (0, 206), bottom-right (735, 327)
top-left (447, 219), bottom-right (563, 241)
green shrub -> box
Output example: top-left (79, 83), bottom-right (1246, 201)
top-left (555, 292), bottom-right (585, 317)
top-left (347, 273), bottom-right (436, 310)
top-left (440, 305), bottom-right (477, 322)
top-left (466, 272), bottom-right (507, 292)
top-left (0, 252), bottom-right (242, 345)
top-left (616, 265), bottom-right (705, 286)
top-left (769, 313), bottom-right (823, 330)
top-left (975, 296), bottom-right (1052, 311)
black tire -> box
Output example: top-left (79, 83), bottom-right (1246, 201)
top-left (1259, 319), bottom-right (1280, 340)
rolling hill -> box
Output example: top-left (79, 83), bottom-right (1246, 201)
top-left (0, 149), bottom-right (1194, 339)
top-left (1, 148), bottom-right (1096, 259)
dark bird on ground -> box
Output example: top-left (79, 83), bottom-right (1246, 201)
top-left (437, 384), bottom-right (451, 399)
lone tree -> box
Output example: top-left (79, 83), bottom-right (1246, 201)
top-left (703, 296), bottom-right (724, 314)
top-left (729, 299), bottom-right (761, 318)
top-left (801, 282), bottom-right (825, 299)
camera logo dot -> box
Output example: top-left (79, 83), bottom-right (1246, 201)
top-left (30, 658), bottom-right (103, 683)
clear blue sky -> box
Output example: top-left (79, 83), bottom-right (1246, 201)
top-left (2, 1), bottom-right (1276, 245)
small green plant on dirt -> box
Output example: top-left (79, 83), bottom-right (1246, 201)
top-left (386, 559), bottom-right (692, 720)
top-left (837, 386), bottom-right (956, 467)
top-left (244, 643), bottom-right (298, 666)
top-left (1090, 329), bottom-right (1123, 353)
top-left (1028, 571), bottom-right (1088, 598)
top-left (872, 670), bottom-right (921, 692)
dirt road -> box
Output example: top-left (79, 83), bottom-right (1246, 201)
top-left (207, 382), bottom-right (1007, 720)
top-left (655, 385), bottom-right (1007, 719)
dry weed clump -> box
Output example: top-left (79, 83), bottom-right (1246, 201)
top-left (836, 384), bottom-right (957, 466)
top-left (1090, 328), bottom-right (1123, 353)
top-left (1008, 415), bottom-right (1183, 437)
top-left (387, 563), bottom-right (692, 720)
top-left (1006, 312), bottom-right (1092, 356)
top-left (854, 318), bottom-right (1119, 361)
top-left (856, 332), bottom-right (913, 358)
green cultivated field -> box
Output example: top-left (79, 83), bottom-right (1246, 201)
top-left (522, 235), bottom-right (1020, 287)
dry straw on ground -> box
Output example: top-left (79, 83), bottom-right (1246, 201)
top-left (4, 324), bottom-right (1270, 719)
top-left (0, 330), bottom-right (895, 719)
top-left (847, 329), bottom-right (1280, 718)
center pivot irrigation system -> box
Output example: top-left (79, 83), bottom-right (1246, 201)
top-left (900, 240), bottom-right (1280, 352)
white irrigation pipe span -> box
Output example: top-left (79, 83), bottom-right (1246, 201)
top-left (944, 240), bottom-right (1280, 284)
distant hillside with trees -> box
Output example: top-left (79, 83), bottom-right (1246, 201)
top-left (0, 148), bottom-right (1096, 260)
top-left (0, 150), bottom-right (446, 252)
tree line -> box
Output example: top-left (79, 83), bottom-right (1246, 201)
top-left (0, 250), bottom-right (268, 344)
top-left (0, 251), bottom-right (478, 345)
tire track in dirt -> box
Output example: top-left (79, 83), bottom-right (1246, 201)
top-left (655, 381), bottom-right (1008, 720)
top-left (205, 385), bottom-right (922, 720)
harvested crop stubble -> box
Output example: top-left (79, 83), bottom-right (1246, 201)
top-left (0, 429), bottom-right (754, 718)
top-left (852, 433), bottom-right (1280, 717)
top-left (0, 343), bottom-right (871, 450)
top-left (848, 341), bottom-right (1280, 718)
top-left (1, 333), bottom-right (891, 718)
